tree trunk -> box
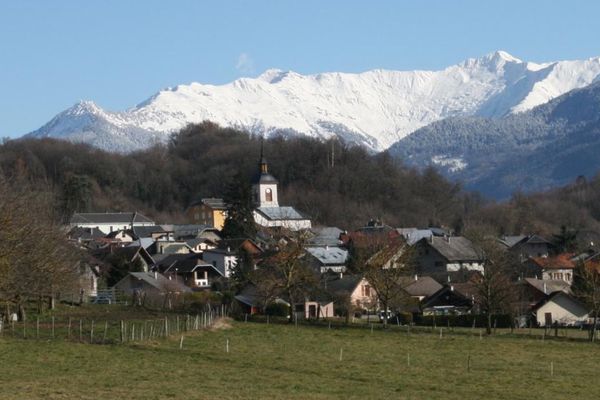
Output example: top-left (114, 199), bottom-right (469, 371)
top-left (382, 300), bottom-right (388, 328)
top-left (486, 313), bottom-right (492, 335)
top-left (591, 313), bottom-right (597, 342)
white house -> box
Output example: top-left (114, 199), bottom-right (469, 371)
top-left (251, 154), bottom-right (311, 231)
top-left (69, 212), bottom-right (155, 235)
top-left (534, 291), bottom-right (589, 327)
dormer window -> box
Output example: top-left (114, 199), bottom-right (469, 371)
top-left (265, 188), bottom-right (273, 202)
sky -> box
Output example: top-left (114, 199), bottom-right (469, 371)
top-left (1, 0), bottom-right (600, 138)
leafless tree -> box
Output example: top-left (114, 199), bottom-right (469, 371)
top-left (572, 260), bottom-right (600, 341)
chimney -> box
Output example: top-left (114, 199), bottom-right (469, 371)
top-left (227, 246), bottom-right (231, 253)
top-left (339, 271), bottom-right (343, 279)
top-left (543, 282), bottom-right (547, 294)
top-left (414, 274), bottom-right (418, 281)
top-left (153, 271), bottom-right (158, 280)
top-left (325, 245), bottom-right (329, 251)
top-left (450, 285), bottom-right (454, 291)
top-left (447, 275), bottom-right (451, 283)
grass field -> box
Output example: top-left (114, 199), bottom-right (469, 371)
top-left (1, 319), bottom-right (599, 399)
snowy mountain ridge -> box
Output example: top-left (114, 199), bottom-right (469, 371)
top-left (27, 51), bottom-right (600, 152)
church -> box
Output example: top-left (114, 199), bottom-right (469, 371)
top-left (252, 153), bottom-right (312, 231)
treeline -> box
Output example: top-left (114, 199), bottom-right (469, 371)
top-left (2, 121), bottom-right (600, 237)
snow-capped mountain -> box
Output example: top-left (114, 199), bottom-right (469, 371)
top-left (27, 51), bottom-right (600, 153)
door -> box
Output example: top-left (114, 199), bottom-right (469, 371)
top-left (544, 312), bottom-right (552, 326)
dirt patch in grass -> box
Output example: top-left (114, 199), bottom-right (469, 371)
top-left (210, 317), bottom-right (233, 331)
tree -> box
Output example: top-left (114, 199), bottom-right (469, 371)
top-left (251, 232), bottom-right (317, 322)
top-left (221, 171), bottom-right (257, 239)
top-left (552, 225), bottom-right (578, 254)
top-left (571, 260), bottom-right (600, 341)
top-left (0, 179), bottom-right (80, 321)
top-left (362, 239), bottom-right (415, 328)
top-left (473, 238), bottom-right (519, 335)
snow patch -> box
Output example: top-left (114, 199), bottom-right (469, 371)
top-left (431, 155), bottom-right (467, 173)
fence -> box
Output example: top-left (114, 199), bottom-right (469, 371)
top-left (0, 305), bottom-right (229, 344)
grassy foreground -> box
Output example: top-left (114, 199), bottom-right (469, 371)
top-left (1, 320), bottom-right (599, 399)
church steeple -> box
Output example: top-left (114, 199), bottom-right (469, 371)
top-left (252, 138), bottom-right (278, 208)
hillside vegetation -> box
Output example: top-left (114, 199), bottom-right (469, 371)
top-left (4, 122), bottom-right (600, 236)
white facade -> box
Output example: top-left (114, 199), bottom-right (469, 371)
top-left (254, 183), bottom-right (279, 207)
top-left (542, 269), bottom-right (573, 284)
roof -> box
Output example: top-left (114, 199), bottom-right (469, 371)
top-left (67, 226), bottom-right (105, 241)
top-left (306, 246), bottom-right (348, 265)
top-left (324, 274), bottom-right (364, 294)
top-left (523, 278), bottom-right (571, 295)
top-left (400, 276), bottom-right (443, 297)
top-left (530, 254), bottom-right (576, 270)
top-left (127, 272), bottom-right (191, 292)
top-left (532, 291), bottom-right (587, 313)
top-left (310, 227), bottom-right (344, 246)
top-left (499, 234), bottom-right (551, 248)
top-left (70, 212), bottom-right (154, 225)
top-left (420, 236), bottom-right (482, 262)
top-left (400, 229), bottom-right (438, 245)
top-left (255, 206), bottom-right (308, 221)
top-left (132, 225), bottom-right (171, 239)
top-left (421, 285), bottom-right (473, 310)
top-left (198, 198), bottom-right (227, 210)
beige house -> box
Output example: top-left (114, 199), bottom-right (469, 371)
top-left (186, 198), bottom-right (227, 230)
top-left (325, 274), bottom-right (377, 311)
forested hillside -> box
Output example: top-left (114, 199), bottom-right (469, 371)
top-left (4, 121), bottom-right (600, 237)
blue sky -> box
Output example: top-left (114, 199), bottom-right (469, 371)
top-left (1, 0), bottom-right (600, 137)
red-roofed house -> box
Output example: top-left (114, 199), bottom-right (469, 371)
top-left (529, 254), bottom-right (575, 284)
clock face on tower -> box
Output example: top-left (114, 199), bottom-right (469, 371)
top-left (265, 188), bottom-right (273, 202)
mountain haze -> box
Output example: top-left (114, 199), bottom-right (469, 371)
top-left (390, 80), bottom-right (600, 198)
top-left (27, 51), bottom-right (600, 153)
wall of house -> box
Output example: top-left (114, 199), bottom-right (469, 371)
top-left (253, 212), bottom-right (312, 231)
top-left (351, 279), bottom-right (377, 310)
top-left (514, 243), bottom-right (550, 260)
top-left (536, 296), bottom-right (589, 326)
top-left (203, 252), bottom-right (237, 278)
top-left (542, 269), bottom-right (573, 284)
top-left (296, 301), bottom-right (334, 320)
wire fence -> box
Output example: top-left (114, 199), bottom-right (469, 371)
top-left (0, 305), bottom-right (230, 344)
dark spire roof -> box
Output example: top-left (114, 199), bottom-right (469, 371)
top-left (253, 139), bottom-right (278, 184)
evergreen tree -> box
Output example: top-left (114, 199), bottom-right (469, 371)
top-left (221, 171), bottom-right (257, 239)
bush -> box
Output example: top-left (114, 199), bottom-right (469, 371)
top-left (265, 302), bottom-right (289, 317)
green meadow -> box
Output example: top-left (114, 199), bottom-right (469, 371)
top-left (1, 320), bottom-right (598, 399)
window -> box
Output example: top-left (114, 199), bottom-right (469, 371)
top-left (362, 284), bottom-right (371, 297)
top-left (265, 188), bottom-right (273, 202)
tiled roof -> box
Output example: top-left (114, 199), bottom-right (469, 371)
top-left (531, 254), bottom-right (575, 270)
top-left (70, 212), bottom-right (154, 225)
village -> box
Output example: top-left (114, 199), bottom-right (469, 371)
top-left (64, 151), bottom-right (598, 334)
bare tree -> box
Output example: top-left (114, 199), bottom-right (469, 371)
top-left (472, 238), bottom-right (518, 335)
top-left (362, 239), bottom-right (415, 328)
top-left (571, 260), bottom-right (600, 341)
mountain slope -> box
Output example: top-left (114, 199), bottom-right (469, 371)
top-left (389, 81), bottom-right (600, 198)
top-left (26, 51), bottom-right (600, 152)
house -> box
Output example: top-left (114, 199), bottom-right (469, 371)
top-left (105, 229), bottom-right (135, 243)
top-left (414, 236), bottom-right (484, 275)
top-left (67, 226), bottom-right (105, 246)
top-left (168, 224), bottom-right (222, 242)
top-left (186, 198), bottom-right (228, 230)
top-left (533, 291), bottom-right (588, 327)
top-left (399, 276), bottom-right (444, 301)
top-left (528, 254), bottom-right (575, 284)
top-left (518, 278), bottom-right (571, 311)
top-left (499, 234), bottom-right (552, 261)
top-left (202, 247), bottom-right (238, 278)
top-left (420, 284), bottom-right (474, 315)
top-left (185, 237), bottom-right (218, 253)
top-left (324, 274), bottom-right (377, 312)
top-left (93, 244), bottom-right (156, 273)
top-left (157, 254), bottom-right (224, 289)
top-left (113, 272), bottom-right (191, 304)
top-left (251, 153), bottom-right (311, 231)
top-left (305, 246), bottom-right (348, 274)
top-left (69, 212), bottom-right (155, 235)
top-left (147, 240), bottom-right (193, 257)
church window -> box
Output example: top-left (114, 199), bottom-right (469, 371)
top-left (265, 188), bottom-right (273, 202)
